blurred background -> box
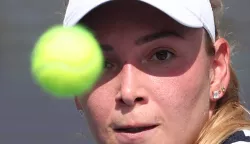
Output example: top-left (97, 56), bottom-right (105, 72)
top-left (0, 0), bottom-right (250, 144)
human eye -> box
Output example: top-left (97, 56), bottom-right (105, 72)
top-left (104, 60), bottom-right (116, 70)
top-left (149, 49), bottom-right (175, 62)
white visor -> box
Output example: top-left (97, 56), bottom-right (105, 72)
top-left (63, 0), bottom-right (215, 41)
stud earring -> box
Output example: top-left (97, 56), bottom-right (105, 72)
top-left (213, 87), bottom-right (226, 99)
top-left (221, 87), bottom-right (226, 93)
top-left (79, 110), bottom-right (84, 117)
top-left (213, 90), bottom-right (220, 99)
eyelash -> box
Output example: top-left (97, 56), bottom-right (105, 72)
top-left (104, 48), bottom-right (176, 69)
top-left (104, 60), bottom-right (115, 69)
top-left (148, 48), bottom-right (175, 62)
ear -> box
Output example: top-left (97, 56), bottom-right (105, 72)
top-left (74, 97), bottom-right (83, 111)
top-left (209, 38), bottom-right (230, 102)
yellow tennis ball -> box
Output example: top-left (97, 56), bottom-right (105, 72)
top-left (31, 25), bottom-right (104, 98)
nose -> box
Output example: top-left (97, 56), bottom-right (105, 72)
top-left (116, 63), bottom-right (148, 106)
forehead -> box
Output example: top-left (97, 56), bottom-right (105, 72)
top-left (80, 0), bottom-right (187, 31)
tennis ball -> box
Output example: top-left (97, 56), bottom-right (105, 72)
top-left (31, 25), bottom-right (104, 98)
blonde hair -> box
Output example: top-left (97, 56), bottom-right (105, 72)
top-left (196, 0), bottom-right (250, 144)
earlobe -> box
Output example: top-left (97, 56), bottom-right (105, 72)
top-left (209, 38), bottom-right (230, 102)
top-left (211, 87), bottom-right (226, 101)
top-left (209, 86), bottom-right (226, 117)
top-left (75, 97), bottom-right (84, 111)
top-left (75, 97), bottom-right (85, 117)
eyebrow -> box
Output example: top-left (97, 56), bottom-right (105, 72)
top-left (100, 30), bottom-right (183, 52)
top-left (101, 44), bottom-right (114, 52)
top-left (135, 31), bottom-right (183, 45)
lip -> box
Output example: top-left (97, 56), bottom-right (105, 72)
top-left (112, 124), bottom-right (159, 143)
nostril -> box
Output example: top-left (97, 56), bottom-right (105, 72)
top-left (135, 97), bottom-right (144, 102)
top-left (119, 99), bottom-right (125, 104)
top-left (118, 97), bottom-right (144, 105)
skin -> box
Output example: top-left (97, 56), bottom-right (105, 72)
top-left (75, 1), bottom-right (230, 144)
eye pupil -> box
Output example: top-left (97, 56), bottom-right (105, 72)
top-left (156, 51), bottom-right (168, 60)
top-left (104, 61), bottom-right (115, 70)
top-left (105, 62), bottom-right (112, 68)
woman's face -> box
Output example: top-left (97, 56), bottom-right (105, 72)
top-left (78, 1), bottom-right (213, 144)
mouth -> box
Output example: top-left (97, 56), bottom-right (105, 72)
top-left (114, 125), bottom-right (158, 133)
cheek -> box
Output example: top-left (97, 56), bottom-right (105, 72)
top-left (82, 81), bottom-right (117, 128)
top-left (149, 74), bottom-right (209, 115)
top-left (148, 55), bottom-right (211, 130)
top-left (151, 63), bottom-right (210, 109)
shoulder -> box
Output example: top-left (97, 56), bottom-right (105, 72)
top-left (222, 130), bottom-right (250, 144)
